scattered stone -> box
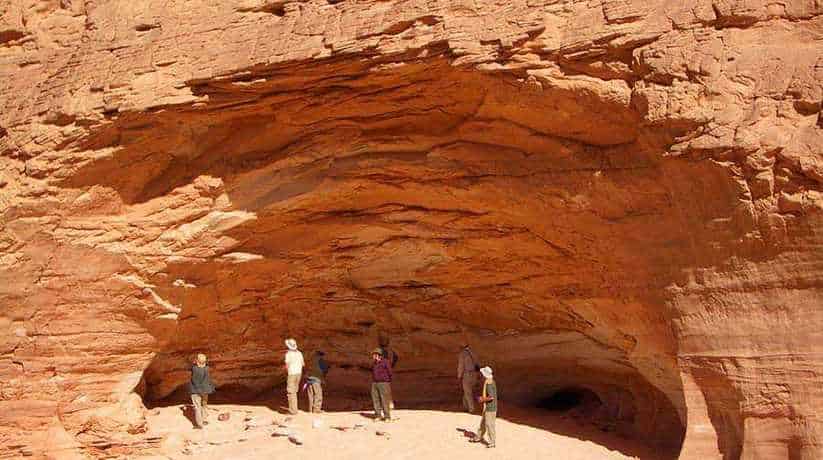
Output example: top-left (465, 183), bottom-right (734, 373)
top-left (271, 428), bottom-right (290, 438)
top-left (288, 433), bottom-right (304, 445)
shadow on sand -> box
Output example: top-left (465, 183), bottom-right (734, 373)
top-left (145, 386), bottom-right (678, 459)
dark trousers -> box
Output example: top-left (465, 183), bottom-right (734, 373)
top-left (371, 382), bottom-right (392, 420)
top-left (307, 381), bottom-right (323, 413)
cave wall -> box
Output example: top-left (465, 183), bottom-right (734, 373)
top-left (0, 0), bottom-right (822, 459)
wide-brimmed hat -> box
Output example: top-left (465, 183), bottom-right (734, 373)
top-left (371, 348), bottom-right (383, 355)
top-left (285, 338), bottom-right (298, 350)
top-left (479, 366), bottom-right (493, 378)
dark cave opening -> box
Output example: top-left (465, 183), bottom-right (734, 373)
top-left (536, 387), bottom-right (602, 413)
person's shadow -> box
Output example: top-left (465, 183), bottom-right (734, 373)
top-left (456, 428), bottom-right (476, 439)
top-left (180, 405), bottom-right (197, 428)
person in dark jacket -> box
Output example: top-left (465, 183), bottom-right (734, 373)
top-left (457, 344), bottom-right (480, 413)
top-left (377, 335), bottom-right (398, 410)
top-left (370, 349), bottom-right (392, 421)
top-left (306, 351), bottom-right (330, 413)
top-left (189, 353), bottom-right (216, 429)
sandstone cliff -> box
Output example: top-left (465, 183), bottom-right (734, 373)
top-left (1, 0), bottom-right (821, 458)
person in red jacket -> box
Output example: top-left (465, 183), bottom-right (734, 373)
top-left (370, 349), bottom-right (393, 421)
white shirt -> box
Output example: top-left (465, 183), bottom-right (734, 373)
top-left (285, 350), bottom-right (304, 375)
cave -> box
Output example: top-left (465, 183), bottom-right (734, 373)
top-left (536, 387), bottom-right (601, 412)
top-left (51, 54), bottom-right (700, 454)
top-left (4, 1), bottom-right (822, 458)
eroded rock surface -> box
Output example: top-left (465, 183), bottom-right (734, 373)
top-left (0, 0), bottom-right (821, 458)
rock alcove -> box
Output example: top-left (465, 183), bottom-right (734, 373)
top-left (74, 55), bottom-right (697, 450)
top-left (2, 1), bottom-right (821, 458)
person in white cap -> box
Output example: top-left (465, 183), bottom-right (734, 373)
top-left (284, 338), bottom-right (304, 415)
top-left (471, 366), bottom-right (497, 448)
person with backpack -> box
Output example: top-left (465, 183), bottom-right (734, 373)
top-left (370, 348), bottom-right (393, 421)
top-left (377, 335), bottom-right (398, 409)
top-left (306, 350), bottom-right (330, 413)
top-left (284, 338), bottom-right (304, 415)
top-left (471, 366), bottom-right (497, 448)
top-left (457, 344), bottom-right (480, 413)
top-left (189, 353), bottom-right (216, 429)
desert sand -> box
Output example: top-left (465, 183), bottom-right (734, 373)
top-left (143, 402), bottom-right (665, 460)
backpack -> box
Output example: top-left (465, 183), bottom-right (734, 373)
top-left (381, 347), bottom-right (399, 368)
top-left (467, 348), bottom-right (480, 372)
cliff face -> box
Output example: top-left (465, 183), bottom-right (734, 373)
top-left (1, 0), bottom-right (821, 458)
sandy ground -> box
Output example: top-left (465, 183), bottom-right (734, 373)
top-left (140, 401), bottom-right (670, 460)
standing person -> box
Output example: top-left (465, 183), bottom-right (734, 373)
top-left (307, 350), bottom-right (330, 413)
top-left (189, 353), bottom-right (216, 429)
top-left (377, 335), bottom-right (398, 409)
top-left (457, 344), bottom-right (480, 413)
top-left (370, 349), bottom-right (393, 421)
top-left (471, 366), bottom-right (497, 448)
top-left (284, 338), bottom-right (304, 415)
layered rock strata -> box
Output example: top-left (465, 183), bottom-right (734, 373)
top-left (1, 0), bottom-right (821, 458)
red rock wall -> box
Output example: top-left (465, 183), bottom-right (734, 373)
top-left (1, 1), bottom-right (821, 458)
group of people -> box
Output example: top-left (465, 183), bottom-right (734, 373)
top-left (187, 340), bottom-right (497, 448)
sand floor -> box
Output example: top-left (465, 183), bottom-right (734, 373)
top-left (141, 402), bottom-right (672, 460)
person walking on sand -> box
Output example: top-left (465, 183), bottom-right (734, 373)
top-left (471, 366), bottom-right (497, 448)
top-left (307, 350), bottom-right (330, 413)
top-left (189, 353), bottom-right (216, 429)
top-left (284, 338), bottom-right (304, 415)
top-left (370, 348), bottom-right (393, 421)
top-left (457, 344), bottom-right (480, 413)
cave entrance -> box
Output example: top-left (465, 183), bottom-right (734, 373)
top-left (536, 386), bottom-right (602, 413)
top-left (82, 55), bottom-right (691, 458)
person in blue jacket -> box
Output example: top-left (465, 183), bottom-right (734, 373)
top-left (306, 350), bottom-right (330, 413)
top-left (189, 353), bottom-right (216, 429)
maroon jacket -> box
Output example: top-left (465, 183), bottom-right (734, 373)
top-left (372, 358), bottom-right (392, 382)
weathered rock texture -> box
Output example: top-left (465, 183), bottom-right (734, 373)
top-left (1, 0), bottom-right (822, 458)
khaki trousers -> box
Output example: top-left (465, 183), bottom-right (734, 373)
top-left (307, 381), bottom-right (323, 413)
top-left (286, 374), bottom-right (301, 414)
top-left (477, 410), bottom-right (496, 446)
top-left (461, 371), bottom-right (477, 412)
top-left (191, 393), bottom-right (208, 428)
top-left (371, 382), bottom-right (392, 420)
